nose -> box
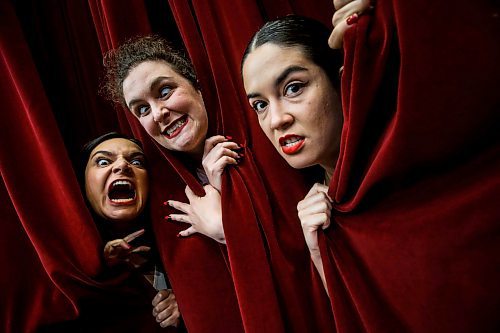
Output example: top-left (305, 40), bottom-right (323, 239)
top-left (152, 103), bottom-right (170, 123)
top-left (112, 157), bottom-right (131, 174)
top-left (269, 103), bottom-right (293, 131)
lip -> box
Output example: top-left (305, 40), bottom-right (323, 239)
top-left (278, 134), bottom-right (305, 155)
top-left (162, 115), bottom-right (189, 139)
top-left (107, 179), bottom-right (136, 206)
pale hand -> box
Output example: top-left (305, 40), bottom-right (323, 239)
top-left (329, 0), bottom-right (372, 49)
top-left (167, 185), bottom-right (226, 244)
top-left (202, 135), bottom-right (241, 192)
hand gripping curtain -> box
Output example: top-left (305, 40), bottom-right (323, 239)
top-left (320, 1), bottom-right (500, 332)
top-left (168, 0), bottom-right (337, 332)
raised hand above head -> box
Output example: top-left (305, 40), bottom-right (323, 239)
top-left (329, 0), bottom-right (373, 49)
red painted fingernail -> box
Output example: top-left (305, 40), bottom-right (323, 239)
top-left (176, 233), bottom-right (181, 238)
top-left (239, 153), bottom-right (245, 157)
top-left (346, 13), bottom-right (359, 25)
top-left (225, 136), bottom-right (233, 140)
top-left (163, 201), bottom-right (168, 206)
top-left (164, 215), bottom-right (171, 221)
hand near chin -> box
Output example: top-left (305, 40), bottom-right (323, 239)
top-left (166, 185), bottom-right (226, 244)
top-left (297, 183), bottom-right (333, 256)
top-left (329, 0), bottom-right (373, 49)
top-left (202, 135), bottom-right (242, 192)
top-left (152, 289), bottom-right (181, 328)
top-left (103, 229), bottom-right (151, 268)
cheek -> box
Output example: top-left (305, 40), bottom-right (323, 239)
top-left (140, 116), bottom-right (157, 135)
top-left (258, 118), bottom-right (274, 142)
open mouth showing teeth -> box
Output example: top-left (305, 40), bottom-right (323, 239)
top-left (282, 137), bottom-right (302, 147)
top-left (279, 135), bottom-right (305, 155)
top-left (108, 180), bottom-right (136, 204)
top-left (163, 115), bottom-right (188, 138)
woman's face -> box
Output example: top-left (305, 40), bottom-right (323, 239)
top-left (122, 60), bottom-right (208, 156)
top-left (242, 43), bottom-right (342, 171)
top-left (85, 138), bottom-right (149, 222)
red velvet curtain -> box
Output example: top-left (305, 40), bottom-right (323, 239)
top-left (1, 0), bottom-right (333, 332)
top-left (320, 1), bottom-right (500, 332)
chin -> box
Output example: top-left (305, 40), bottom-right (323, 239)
top-left (282, 155), bottom-right (314, 170)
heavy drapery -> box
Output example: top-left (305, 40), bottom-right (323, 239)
top-left (1, 0), bottom-right (333, 332)
top-left (321, 1), bottom-right (500, 332)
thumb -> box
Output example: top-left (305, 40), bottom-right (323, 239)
top-left (184, 185), bottom-right (198, 201)
top-left (178, 226), bottom-right (198, 238)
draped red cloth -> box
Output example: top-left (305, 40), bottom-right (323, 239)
top-left (1, 0), bottom-right (336, 332)
top-left (167, 1), bottom-right (338, 332)
top-left (0, 2), bottom-right (175, 332)
top-left (321, 1), bottom-right (500, 332)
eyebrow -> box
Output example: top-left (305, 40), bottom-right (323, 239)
top-left (127, 76), bottom-right (172, 109)
top-left (246, 65), bottom-right (308, 99)
top-left (90, 150), bottom-right (146, 160)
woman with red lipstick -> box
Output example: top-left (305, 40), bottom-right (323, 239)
top-left (101, 34), bottom-right (340, 332)
top-left (81, 132), bottom-right (182, 331)
top-left (242, 16), bottom-right (343, 290)
top-left (102, 36), bottom-right (241, 243)
top-left (242, 2), bottom-right (500, 331)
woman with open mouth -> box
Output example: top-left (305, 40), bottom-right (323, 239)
top-left (81, 132), bottom-right (182, 331)
top-left (99, 28), bottom-right (363, 330)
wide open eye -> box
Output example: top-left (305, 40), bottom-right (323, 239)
top-left (130, 158), bottom-right (146, 167)
top-left (137, 105), bottom-right (150, 117)
top-left (251, 100), bottom-right (268, 114)
top-left (160, 86), bottom-right (172, 98)
top-left (284, 82), bottom-right (305, 97)
top-left (96, 158), bottom-right (111, 167)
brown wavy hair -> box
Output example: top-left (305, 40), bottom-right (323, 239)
top-left (101, 35), bottom-right (199, 107)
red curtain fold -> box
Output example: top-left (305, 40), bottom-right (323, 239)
top-left (321, 1), bottom-right (500, 332)
top-left (168, 1), bottom-right (336, 332)
top-left (1, 1), bottom-right (187, 332)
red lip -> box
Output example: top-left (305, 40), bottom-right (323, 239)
top-left (163, 115), bottom-right (188, 139)
top-left (279, 134), bottom-right (305, 155)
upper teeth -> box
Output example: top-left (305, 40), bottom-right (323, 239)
top-left (112, 180), bottom-right (132, 188)
top-left (284, 137), bottom-right (301, 147)
top-left (166, 117), bottom-right (187, 135)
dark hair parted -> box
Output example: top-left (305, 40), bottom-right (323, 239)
top-left (242, 15), bottom-right (343, 89)
top-left (79, 132), bottom-right (144, 183)
top-left (101, 35), bottom-right (199, 106)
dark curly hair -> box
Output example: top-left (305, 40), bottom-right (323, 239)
top-left (101, 35), bottom-right (199, 107)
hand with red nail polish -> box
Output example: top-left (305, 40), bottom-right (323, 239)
top-left (202, 135), bottom-right (242, 192)
top-left (103, 229), bottom-right (151, 268)
top-left (167, 185), bottom-right (225, 244)
top-left (328, 0), bottom-right (372, 49)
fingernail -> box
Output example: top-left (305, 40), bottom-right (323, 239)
top-left (176, 233), bottom-right (181, 238)
top-left (239, 143), bottom-right (246, 148)
top-left (123, 243), bottom-right (131, 250)
top-left (164, 215), bottom-right (171, 221)
top-left (239, 153), bottom-right (245, 158)
top-left (163, 201), bottom-right (168, 206)
top-left (225, 135), bottom-right (233, 140)
top-left (346, 13), bottom-right (359, 25)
